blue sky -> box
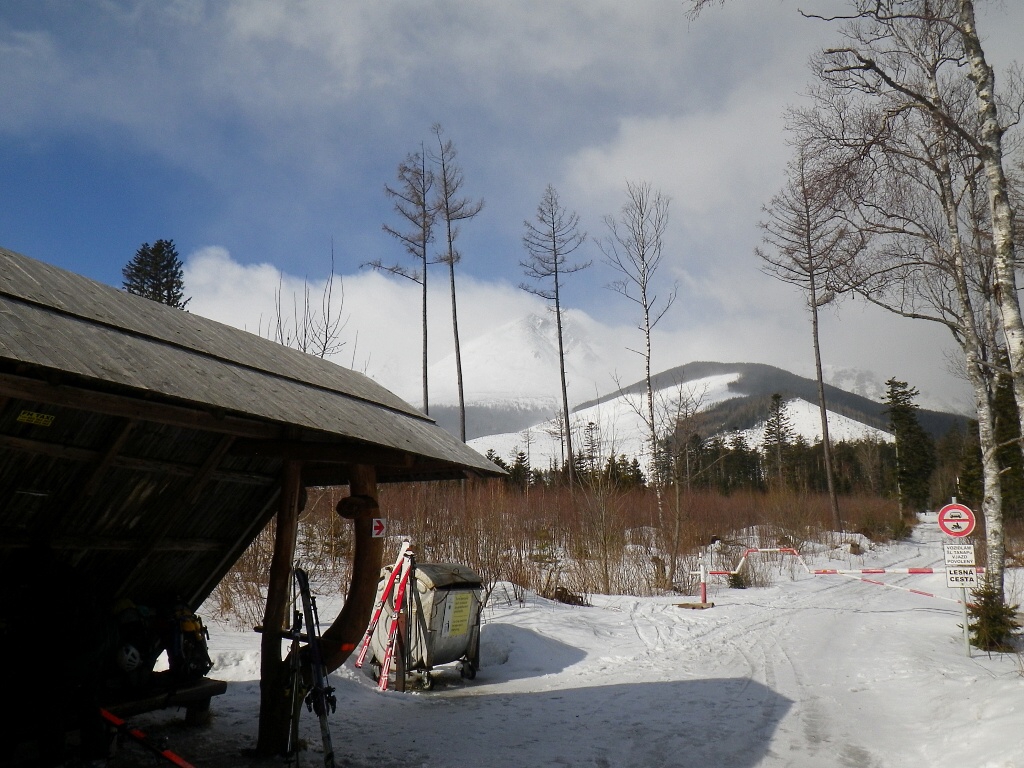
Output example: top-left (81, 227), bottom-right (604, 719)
top-left (3, 1), bottom-right (1021, 411)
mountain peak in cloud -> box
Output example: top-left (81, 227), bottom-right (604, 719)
top-left (428, 310), bottom-right (612, 408)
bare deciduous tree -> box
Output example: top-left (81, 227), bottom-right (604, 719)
top-left (368, 148), bottom-right (436, 414)
top-left (431, 124), bottom-right (484, 441)
top-left (521, 184), bottom-right (591, 483)
top-left (757, 147), bottom-right (857, 531)
top-left (796, 4), bottom-right (1014, 590)
top-left (599, 181), bottom-right (677, 488)
top-left (689, 0), bottom-right (1024, 477)
top-left (263, 244), bottom-right (349, 360)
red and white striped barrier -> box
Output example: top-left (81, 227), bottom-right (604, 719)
top-left (692, 546), bottom-right (981, 606)
top-left (833, 573), bottom-right (973, 606)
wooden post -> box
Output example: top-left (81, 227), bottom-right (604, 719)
top-left (320, 464), bottom-right (386, 672)
top-left (255, 460), bottom-right (302, 757)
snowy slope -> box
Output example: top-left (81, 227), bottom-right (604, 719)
top-left (468, 372), bottom-right (744, 469)
top-left (469, 379), bottom-right (893, 470)
top-left (117, 513), bottom-right (1024, 768)
top-left (420, 311), bottom-right (919, 452)
top-left (728, 396), bottom-right (894, 449)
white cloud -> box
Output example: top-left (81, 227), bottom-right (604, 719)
top-left (185, 248), bottom-right (971, 415)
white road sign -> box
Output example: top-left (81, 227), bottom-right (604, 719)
top-left (943, 543), bottom-right (976, 567)
top-left (946, 567), bottom-right (978, 588)
top-left (937, 503), bottom-right (976, 537)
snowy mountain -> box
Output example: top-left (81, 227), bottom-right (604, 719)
top-left (430, 312), bottom-right (607, 406)
top-left (468, 369), bottom-right (898, 471)
top-left (420, 313), bottom-right (968, 459)
top-left (726, 397), bottom-right (893, 450)
top-left (427, 311), bottom-right (618, 439)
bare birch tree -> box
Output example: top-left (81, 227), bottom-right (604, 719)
top-left (521, 185), bottom-right (591, 483)
top-left (431, 124), bottom-right (484, 442)
top-left (368, 148), bottom-right (436, 414)
top-left (689, 0), bottom-right (1024, 464)
top-left (599, 181), bottom-right (677, 488)
top-left (757, 147), bottom-right (856, 531)
top-left (796, 6), bottom-right (1013, 590)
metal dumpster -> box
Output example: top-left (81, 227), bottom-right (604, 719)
top-left (368, 561), bottom-right (483, 690)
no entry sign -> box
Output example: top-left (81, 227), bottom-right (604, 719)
top-left (937, 503), bottom-right (976, 537)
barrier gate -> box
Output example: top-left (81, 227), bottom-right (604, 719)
top-left (692, 547), bottom-right (984, 606)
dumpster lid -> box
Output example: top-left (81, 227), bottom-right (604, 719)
top-left (414, 563), bottom-right (482, 590)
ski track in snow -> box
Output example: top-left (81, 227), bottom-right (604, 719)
top-left (109, 514), bottom-right (1024, 768)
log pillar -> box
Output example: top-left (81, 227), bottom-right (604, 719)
top-left (255, 460), bottom-right (302, 757)
top-left (320, 463), bottom-right (386, 672)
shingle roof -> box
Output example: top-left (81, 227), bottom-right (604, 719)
top-left (0, 246), bottom-right (501, 615)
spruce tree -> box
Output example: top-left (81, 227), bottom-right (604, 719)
top-left (484, 449), bottom-right (509, 472)
top-left (883, 378), bottom-right (936, 513)
top-left (763, 393), bottom-right (794, 487)
top-left (508, 450), bottom-right (530, 490)
top-left (122, 239), bottom-right (190, 308)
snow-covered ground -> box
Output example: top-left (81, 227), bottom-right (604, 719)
top-left (116, 513), bottom-right (1023, 768)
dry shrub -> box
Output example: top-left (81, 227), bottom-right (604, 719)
top-left (213, 480), bottom-right (911, 626)
top-left (208, 521), bottom-right (275, 630)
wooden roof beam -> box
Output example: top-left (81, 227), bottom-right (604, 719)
top-left (0, 372), bottom-right (279, 440)
top-left (230, 438), bottom-right (415, 467)
top-left (0, 432), bottom-right (275, 486)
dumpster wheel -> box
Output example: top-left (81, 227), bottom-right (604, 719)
top-left (419, 672), bottom-right (434, 691)
top-left (459, 661), bottom-right (476, 680)
top-left (369, 658), bottom-right (382, 683)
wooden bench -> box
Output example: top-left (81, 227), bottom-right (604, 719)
top-left (102, 675), bottom-right (228, 726)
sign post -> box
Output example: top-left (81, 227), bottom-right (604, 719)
top-left (939, 501), bottom-right (977, 657)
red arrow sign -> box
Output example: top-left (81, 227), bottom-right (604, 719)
top-left (937, 503), bottom-right (976, 538)
top-left (372, 518), bottom-right (386, 538)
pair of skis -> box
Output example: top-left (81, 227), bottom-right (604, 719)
top-left (354, 541), bottom-right (414, 692)
top-left (288, 566), bottom-right (336, 768)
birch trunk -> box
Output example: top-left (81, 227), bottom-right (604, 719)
top-left (928, 84), bottom-right (1006, 596)
top-left (959, 0), bottom-right (1024, 463)
top-left (966, 358), bottom-right (1004, 590)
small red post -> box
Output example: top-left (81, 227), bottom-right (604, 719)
top-left (700, 562), bottom-right (707, 604)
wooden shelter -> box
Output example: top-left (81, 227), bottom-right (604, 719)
top-left (0, 246), bottom-right (502, 760)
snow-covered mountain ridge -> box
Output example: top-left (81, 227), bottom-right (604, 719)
top-left (467, 372), bottom-right (897, 472)
top-left (416, 312), bottom-right (967, 455)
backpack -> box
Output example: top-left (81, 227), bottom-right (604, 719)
top-left (163, 604), bottom-right (214, 683)
top-left (110, 599), bottom-right (163, 689)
